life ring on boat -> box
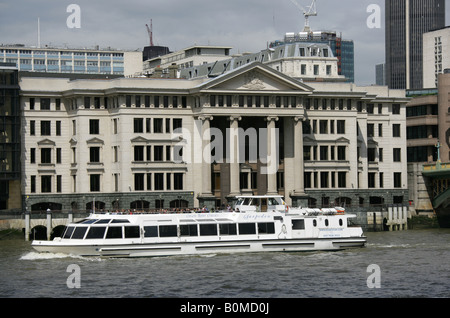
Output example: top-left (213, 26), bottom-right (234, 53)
top-left (285, 205), bottom-right (289, 213)
top-left (336, 209), bottom-right (345, 215)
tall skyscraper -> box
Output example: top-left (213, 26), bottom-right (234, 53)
top-left (385, 0), bottom-right (445, 90)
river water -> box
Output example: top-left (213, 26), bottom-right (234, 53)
top-left (0, 229), bottom-right (449, 301)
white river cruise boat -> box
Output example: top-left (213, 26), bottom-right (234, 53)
top-left (32, 195), bottom-right (366, 257)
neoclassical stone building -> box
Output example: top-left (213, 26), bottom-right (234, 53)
top-left (20, 62), bottom-right (409, 212)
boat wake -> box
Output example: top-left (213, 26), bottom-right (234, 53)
top-left (19, 251), bottom-right (102, 261)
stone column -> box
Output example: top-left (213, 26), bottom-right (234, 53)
top-left (197, 115), bottom-right (216, 209)
top-left (200, 116), bottom-right (213, 196)
top-left (228, 116), bottom-right (241, 197)
top-left (46, 209), bottom-right (52, 241)
top-left (265, 116), bottom-right (279, 195)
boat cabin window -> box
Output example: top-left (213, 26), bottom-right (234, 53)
top-left (143, 226), bottom-right (158, 238)
top-left (239, 223), bottom-right (256, 235)
top-left (292, 219), bottom-right (305, 230)
top-left (219, 224), bottom-right (237, 235)
top-left (200, 224), bottom-right (217, 236)
top-left (94, 219), bottom-right (111, 224)
top-left (180, 224), bottom-right (198, 237)
top-left (63, 226), bottom-right (75, 239)
top-left (71, 227), bottom-right (88, 239)
top-left (106, 226), bottom-right (123, 239)
top-left (243, 198), bottom-right (251, 205)
top-left (159, 225), bottom-right (177, 237)
top-left (325, 219), bottom-right (329, 227)
top-left (111, 219), bottom-right (130, 223)
top-left (124, 226), bottom-right (140, 238)
top-left (257, 222), bottom-right (275, 234)
top-left (267, 198), bottom-right (280, 205)
top-left (86, 226), bottom-right (106, 239)
top-left (313, 220), bottom-right (317, 227)
top-left (339, 219), bottom-right (343, 226)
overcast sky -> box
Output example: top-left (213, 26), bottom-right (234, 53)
top-left (0, 0), bottom-right (449, 85)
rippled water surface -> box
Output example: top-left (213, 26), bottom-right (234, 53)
top-left (0, 229), bottom-right (449, 298)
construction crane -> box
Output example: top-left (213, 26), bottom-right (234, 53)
top-left (145, 19), bottom-right (154, 46)
top-left (289, 0), bottom-right (317, 32)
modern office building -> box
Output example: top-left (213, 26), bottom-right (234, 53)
top-left (19, 58), bottom-right (409, 212)
top-left (0, 45), bottom-right (142, 77)
top-left (423, 26), bottom-right (450, 89)
top-left (385, 0), bottom-right (445, 90)
top-left (0, 63), bottom-right (21, 210)
top-left (376, 63), bottom-right (386, 86)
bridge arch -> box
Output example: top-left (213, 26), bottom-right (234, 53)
top-left (50, 225), bottom-right (66, 240)
top-left (30, 225), bottom-right (47, 241)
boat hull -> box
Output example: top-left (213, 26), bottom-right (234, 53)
top-left (32, 236), bottom-right (366, 258)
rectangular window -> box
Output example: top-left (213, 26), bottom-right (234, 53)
top-left (143, 226), bottom-right (158, 238)
top-left (337, 146), bottom-right (346, 161)
top-left (174, 173), bottom-right (183, 190)
top-left (337, 120), bottom-right (345, 134)
top-left (90, 174), bottom-right (100, 192)
top-left (319, 120), bottom-right (328, 134)
top-left (30, 120), bottom-right (35, 135)
top-left (135, 173), bottom-right (144, 191)
top-left (154, 173), bottom-right (164, 190)
top-left (368, 148), bottom-right (376, 162)
top-left (392, 104), bottom-right (400, 114)
top-left (41, 148), bottom-right (52, 164)
top-left (159, 225), bottom-right (177, 237)
top-left (41, 121), bottom-right (51, 136)
top-left (154, 146), bottom-right (163, 161)
top-left (368, 172), bottom-right (376, 188)
top-left (393, 148), bottom-right (401, 162)
top-left (367, 124), bottom-right (374, 137)
top-left (40, 98), bottom-right (50, 110)
top-left (219, 224), bottom-right (237, 235)
top-left (56, 148), bottom-right (62, 164)
top-left (292, 219), bottom-right (305, 230)
top-left (56, 121), bottom-right (61, 136)
top-left (31, 175), bottom-right (36, 193)
top-left (86, 227), bottom-right (106, 239)
top-left (320, 146), bottom-right (328, 161)
top-left (199, 224), bottom-right (218, 236)
top-left (154, 118), bottom-right (163, 133)
top-left (394, 172), bottom-right (402, 188)
top-left (180, 224), bottom-right (198, 237)
top-left (393, 124), bottom-right (401, 137)
top-left (126, 95), bottom-right (132, 107)
top-left (238, 223), bottom-right (256, 235)
top-left (173, 118), bottom-right (182, 130)
top-left (257, 223), bottom-right (275, 234)
top-left (106, 226), bottom-right (123, 239)
top-left (41, 175), bottom-right (52, 193)
top-left (134, 146), bottom-right (144, 161)
top-left (89, 119), bottom-right (99, 134)
top-left (124, 226), bottom-right (140, 238)
top-left (338, 172), bottom-right (346, 188)
top-left (134, 118), bottom-right (143, 133)
top-left (30, 148), bottom-right (35, 163)
top-left (90, 147), bottom-right (100, 163)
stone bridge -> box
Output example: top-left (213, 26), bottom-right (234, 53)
top-left (0, 212), bottom-right (88, 241)
top-left (422, 161), bottom-right (450, 228)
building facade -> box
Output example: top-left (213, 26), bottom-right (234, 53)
top-left (0, 45), bottom-right (142, 77)
top-left (0, 63), bottom-right (21, 210)
top-left (385, 0), bottom-right (446, 90)
top-left (423, 27), bottom-right (450, 89)
top-left (270, 31), bottom-right (355, 83)
top-left (20, 62), bottom-right (409, 212)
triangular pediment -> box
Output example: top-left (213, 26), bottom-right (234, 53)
top-left (196, 62), bottom-right (313, 93)
top-left (86, 137), bottom-right (104, 145)
top-left (37, 138), bottom-right (56, 146)
top-left (131, 136), bottom-right (149, 143)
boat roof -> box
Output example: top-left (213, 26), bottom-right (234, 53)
top-left (236, 195), bottom-right (284, 199)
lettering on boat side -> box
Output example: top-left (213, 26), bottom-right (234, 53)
top-left (180, 302), bottom-right (269, 315)
top-left (366, 264), bottom-right (381, 289)
top-left (66, 264), bottom-right (81, 289)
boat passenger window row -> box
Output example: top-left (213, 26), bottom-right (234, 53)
top-left (62, 222), bottom-right (276, 239)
